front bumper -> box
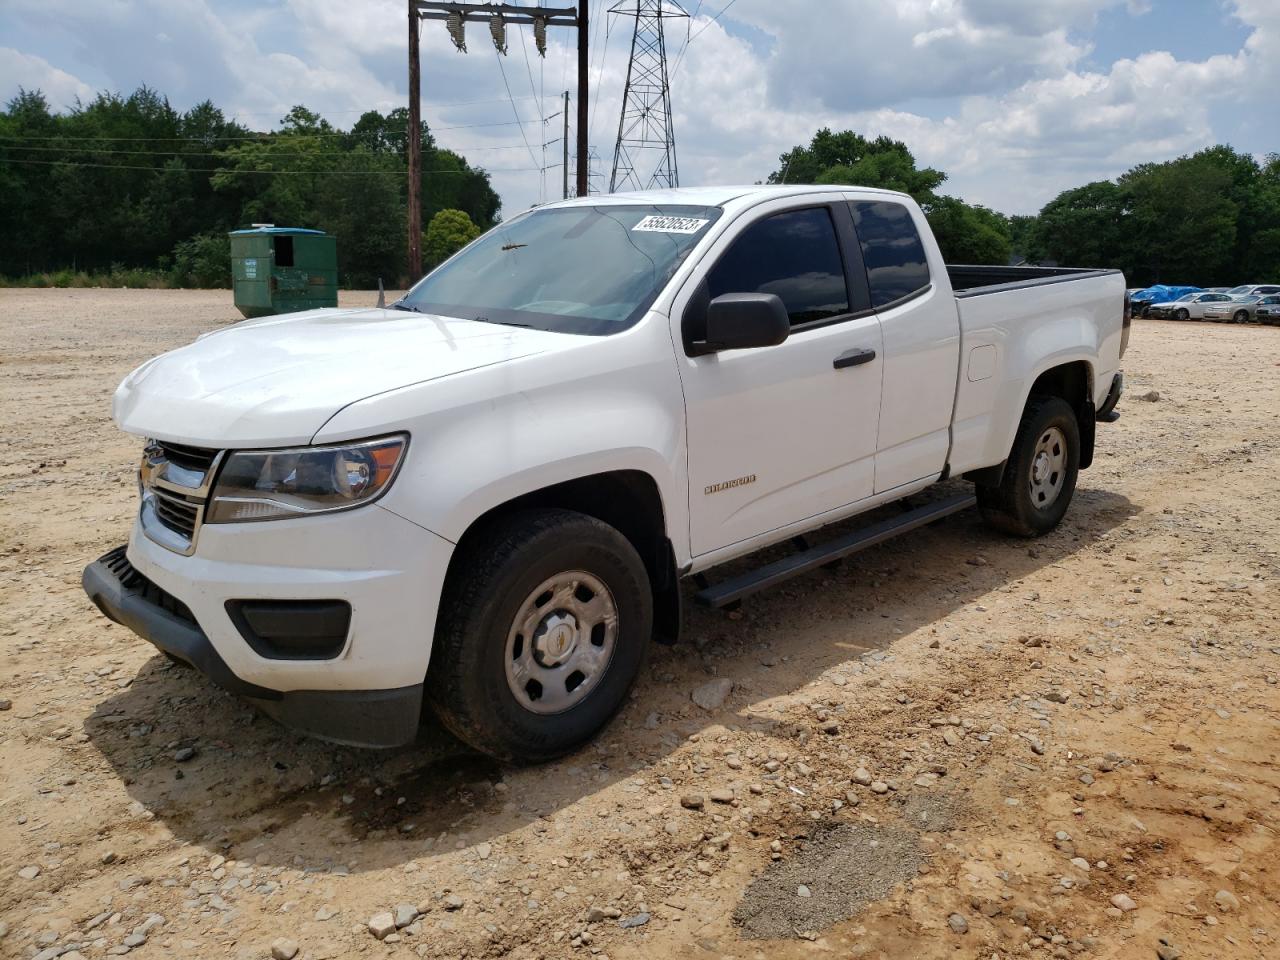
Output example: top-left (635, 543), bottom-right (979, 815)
top-left (83, 503), bottom-right (456, 748)
top-left (84, 546), bottom-right (425, 748)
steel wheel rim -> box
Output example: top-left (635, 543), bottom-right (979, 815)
top-left (1028, 426), bottom-right (1068, 510)
top-left (504, 570), bottom-right (618, 715)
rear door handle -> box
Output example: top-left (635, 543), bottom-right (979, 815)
top-left (833, 347), bottom-right (876, 369)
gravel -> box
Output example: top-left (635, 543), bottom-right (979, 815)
top-left (734, 822), bottom-right (924, 939)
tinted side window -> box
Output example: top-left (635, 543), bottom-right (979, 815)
top-left (706, 207), bottom-right (849, 326)
top-left (849, 201), bottom-right (931, 308)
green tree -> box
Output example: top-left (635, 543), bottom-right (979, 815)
top-left (1028, 181), bottom-right (1128, 269)
top-left (0, 87), bottom-right (501, 285)
top-left (770, 128), bottom-right (946, 201)
top-left (769, 128), bottom-right (1011, 264)
top-left (168, 232), bottom-right (232, 287)
top-left (1121, 153), bottom-right (1238, 284)
top-left (424, 209), bottom-right (482, 268)
top-left (925, 196), bottom-right (1012, 265)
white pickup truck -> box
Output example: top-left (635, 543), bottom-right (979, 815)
top-left (84, 185), bottom-right (1128, 760)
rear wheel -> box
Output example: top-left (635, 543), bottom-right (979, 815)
top-left (426, 509), bottom-right (651, 762)
top-left (977, 396), bottom-right (1080, 538)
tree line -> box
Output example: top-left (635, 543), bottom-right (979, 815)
top-left (3, 88), bottom-right (1276, 288)
top-left (770, 129), bottom-right (1280, 285)
top-left (0, 87), bottom-right (502, 287)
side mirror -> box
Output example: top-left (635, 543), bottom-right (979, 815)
top-left (701, 292), bottom-right (790, 353)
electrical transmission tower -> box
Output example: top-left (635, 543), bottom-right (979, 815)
top-left (608, 1), bottom-right (687, 193)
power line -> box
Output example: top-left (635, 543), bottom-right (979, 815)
top-left (0, 140), bottom-right (540, 158)
top-left (222, 95), bottom-right (543, 118)
top-left (0, 118), bottom-right (547, 144)
top-left (0, 157), bottom-right (544, 175)
top-left (512, 2), bottom-right (546, 201)
top-left (589, 1), bottom-right (614, 147)
top-left (670, 0), bottom-right (735, 82)
top-left (494, 47), bottom-right (542, 171)
top-left (1, 138), bottom-right (540, 156)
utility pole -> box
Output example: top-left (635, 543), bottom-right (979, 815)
top-left (407, 1), bottom-right (423, 281)
top-left (409, 2), bottom-right (586, 262)
top-left (562, 90), bottom-right (570, 199)
top-left (576, 2), bottom-right (588, 197)
top-left (609, 1), bottom-right (686, 193)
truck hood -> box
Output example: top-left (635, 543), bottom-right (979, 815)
top-left (114, 306), bottom-right (576, 447)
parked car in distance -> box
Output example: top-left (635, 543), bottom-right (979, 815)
top-left (82, 184), bottom-right (1129, 760)
top-left (1132, 285), bottom-right (1200, 317)
top-left (1148, 292), bottom-right (1235, 321)
top-left (1225, 284), bottom-right (1280, 298)
top-left (1253, 294), bottom-right (1280, 325)
top-left (1203, 296), bottom-right (1262, 323)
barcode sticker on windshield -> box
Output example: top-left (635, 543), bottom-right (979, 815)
top-left (632, 215), bottom-right (710, 235)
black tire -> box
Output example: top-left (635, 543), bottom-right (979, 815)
top-left (1233, 310), bottom-right (1249, 324)
top-left (977, 396), bottom-right (1080, 538)
top-left (1175, 308), bottom-right (1190, 321)
top-left (426, 508), bottom-right (652, 762)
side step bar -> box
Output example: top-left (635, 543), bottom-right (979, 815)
top-left (693, 492), bottom-right (978, 609)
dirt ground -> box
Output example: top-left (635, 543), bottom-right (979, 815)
top-left (1, 288), bottom-right (1277, 960)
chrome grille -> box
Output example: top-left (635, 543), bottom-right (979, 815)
top-left (152, 489), bottom-right (201, 540)
top-left (156, 440), bottom-right (219, 473)
top-left (139, 440), bottom-right (224, 555)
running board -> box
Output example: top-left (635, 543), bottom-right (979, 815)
top-left (693, 493), bottom-right (978, 609)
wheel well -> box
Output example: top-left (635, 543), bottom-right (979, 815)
top-left (452, 471), bottom-right (682, 644)
top-left (1028, 361), bottom-right (1095, 470)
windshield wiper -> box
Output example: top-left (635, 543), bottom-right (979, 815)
top-left (389, 302), bottom-right (424, 313)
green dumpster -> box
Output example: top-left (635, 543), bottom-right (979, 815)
top-left (229, 226), bottom-right (338, 318)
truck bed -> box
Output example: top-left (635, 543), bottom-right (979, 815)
top-left (948, 264), bottom-right (1120, 297)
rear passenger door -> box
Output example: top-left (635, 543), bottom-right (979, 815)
top-left (846, 196), bottom-right (961, 493)
top-left (675, 197), bottom-right (884, 558)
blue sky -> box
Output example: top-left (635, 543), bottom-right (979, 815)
top-left (2, 1), bottom-right (1276, 216)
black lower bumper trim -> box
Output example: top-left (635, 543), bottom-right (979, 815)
top-left (84, 546), bottom-right (276, 700)
top-left (82, 546), bottom-right (422, 748)
top-left (251, 685), bottom-right (423, 749)
top-left (1096, 371), bottom-right (1123, 422)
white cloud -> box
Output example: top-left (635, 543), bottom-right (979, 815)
top-left (663, 0), bottom-right (1274, 213)
top-left (0, 47), bottom-right (92, 108)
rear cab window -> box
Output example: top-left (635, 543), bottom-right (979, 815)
top-left (849, 200), bottom-right (931, 308)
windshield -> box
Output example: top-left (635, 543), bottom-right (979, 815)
top-left (1226, 285), bottom-right (1252, 295)
top-left (399, 203), bottom-right (722, 335)
top-left (1178, 294), bottom-right (1198, 301)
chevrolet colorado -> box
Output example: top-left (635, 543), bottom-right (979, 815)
top-left (83, 185), bottom-right (1129, 760)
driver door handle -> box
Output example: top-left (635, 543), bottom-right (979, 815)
top-left (833, 347), bottom-right (877, 369)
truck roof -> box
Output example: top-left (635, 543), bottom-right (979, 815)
top-left (544, 183), bottom-right (912, 211)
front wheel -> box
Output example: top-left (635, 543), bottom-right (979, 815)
top-left (1233, 310), bottom-right (1250, 324)
top-left (426, 509), bottom-right (652, 762)
top-left (977, 396), bottom-right (1080, 538)
top-left (1175, 308), bottom-right (1190, 321)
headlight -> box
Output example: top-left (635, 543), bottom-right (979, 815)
top-left (206, 434), bottom-right (407, 523)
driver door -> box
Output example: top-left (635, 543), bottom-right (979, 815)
top-left (673, 197), bottom-right (884, 558)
